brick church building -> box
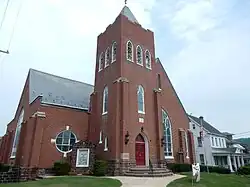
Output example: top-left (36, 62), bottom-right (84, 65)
top-left (0, 5), bottom-right (195, 174)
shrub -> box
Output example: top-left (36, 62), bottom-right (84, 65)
top-left (93, 160), bottom-right (107, 176)
top-left (167, 163), bottom-right (231, 174)
top-left (0, 163), bottom-right (11, 172)
top-left (237, 165), bottom-right (250, 175)
top-left (52, 160), bottom-right (71, 176)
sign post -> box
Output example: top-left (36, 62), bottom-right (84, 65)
top-left (192, 163), bottom-right (200, 186)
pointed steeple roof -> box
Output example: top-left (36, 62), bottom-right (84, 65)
top-left (119, 6), bottom-right (139, 24)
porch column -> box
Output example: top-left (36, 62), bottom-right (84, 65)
top-left (237, 156), bottom-right (241, 168)
top-left (227, 155), bottom-right (233, 172)
top-left (233, 156), bottom-right (237, 171)
top-left (241, 156), bottom-right (244, 166)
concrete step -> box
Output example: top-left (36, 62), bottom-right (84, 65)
top-left (124, 167), bottom-right (173, 177)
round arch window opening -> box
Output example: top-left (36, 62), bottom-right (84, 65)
top-left (55, 130), bottom-right (77, 153)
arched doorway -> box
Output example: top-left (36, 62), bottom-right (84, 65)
top-left (135, 134), bottom-right (146, 166)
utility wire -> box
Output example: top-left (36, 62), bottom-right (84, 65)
top-left (0, 0), bottom-right (11, 32)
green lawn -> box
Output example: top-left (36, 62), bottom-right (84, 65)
top-left (0, 176), bottom-right (122, 187)
top-left (167, 172), bottom-right (250, 187)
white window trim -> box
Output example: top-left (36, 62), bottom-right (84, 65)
top-left (162, 109), bottom-right (174, 158)
top-left (104, 137), bottom-right (108, 151)
top-left (137, 85), bottom-right (145, 114)
top-left (126, 40), bottom-right (134, 62)
top-left (99, 131), bottom-right (103, 144)
top-left (102, 86), bottom-right (108, 115)
top-left (145, 50), bottom-right (152, 70)
top-left (98, 52), bottom-right (104, 72)
top-left (10, 108), bottom-right (24, 158)
top-left (136, 45), bottom-right (143, 66)
top-left (111, 42), bottom-right (117, 63)
top-left (55, 130), bottom-right (77, 154)
top-left (76, 148), bottom-right (90, 167)
top-left (104, 47), bottom-right (110, 68)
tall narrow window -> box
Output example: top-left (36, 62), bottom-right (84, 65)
top-left (162, 109), bottom-right (173, 158)
top-left (102, 86), bottom-right (108, 114)
top-left (104, 136), bottom-right (108, 151)
top-left (137, 85), bottom-right (145, 114)
top-left (98, 52), bottom-right (104, 71)
top-left (157, 74), bottom-right (161, 90)
top-left (105, 47), bottom-right (110, 68)
top-left (136, 45), bottom-right (143, 65)
top-left (197, 137), bottom-right (202, 147)
top-left (10, 108), bottom-right (24, 158)
top-left (145, 50), bottom-right (151, 69)
top-left (99, 131), bottom-right (102, 144)
top-left (126, 40), bottom-right (133, 61)
top-left (185, 131), bottom-right (189, 158)
top-left (212, 137), bottom-right (215, 146)
top-left (111, 42), bottom-right (117, 63)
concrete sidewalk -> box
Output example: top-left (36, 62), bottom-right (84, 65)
top-left (109, 174), bottom-right (186, 187)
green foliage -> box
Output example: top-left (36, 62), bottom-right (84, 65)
top-left (234, 138), bottom-right (250, 147)
top-left (237, 165), bottom-right (250, 175)
top-left (52, 160), bottom-right (71, 176)
top-left (0, 163), bottom-right (11, 172)
top-left (93, 160), bottom-right (108, 176)
top-left (167, 163), bottom-right (231, 174)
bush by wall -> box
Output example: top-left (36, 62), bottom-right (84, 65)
top-left (52, 161), bottom-right (71, 176)
top-left (93, 160), bottom-right (107, 176)
top-left (167, 163), bottom-right (231, 174)
top-left (0, 164), bottom-right (11, 172)
top-left (237, 165), bottom-right (250, 175)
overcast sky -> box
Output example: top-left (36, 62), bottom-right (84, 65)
top-left (0, 0), bottom-right (249, 137)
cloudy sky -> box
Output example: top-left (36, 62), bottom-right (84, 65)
top-left (0, 0), bottom-right (249, 137)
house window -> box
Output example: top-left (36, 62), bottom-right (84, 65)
top-left (212, 137), bottom-right (215, 146)
top-left (99, 131), bottom-right (102, 144)
top-left (104, 136), bottom-right (108, 151)
top-left (185, 131), bottom-right (189, 158)
top-left (111, 42), bottom-right (117, 63)
top-left (162, 109), bottom-right (173, 158)
top-left (105, 47), bottom-right (110, 68)
top-left (145, 50), bottom-right (151, 69)
top-left (55, 130), bottom-right (77, 153)
top-left (157, 74), bottom-right (161, 90)
top-left (219, 138), bottom-right (222, 147)
top-left (102, 86), bottom-right (108, 114)
top-left (10, 108), bottom-right (24, 158)
top-left (192, 124), bottom-right (195, 130)
top-left (98, 52), bottom-right (104, 71)
top-left (215, 138), bottom-right (218, 146)
top-left (200, 154), bottom-right (205, 165)
top-left (126, 40), bottom-right (133, 61)
top-left (136, 45), bottom-right (143, 65)
top-left (197, 137), bottom-right (202, 147)
top-left (137, 85), bottom-right (145, 114)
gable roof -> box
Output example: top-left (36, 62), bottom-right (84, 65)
top-left (188, 115), bottom-right (224, 136)
top-left (119, 6), bottom-right (139, 24)
top-left (29, 69), bottom-right (94, 110)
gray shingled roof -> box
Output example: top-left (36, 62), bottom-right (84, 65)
top-left (188, 115), bottom-right (224, 136)
top-left (29, 69), bottom-right (94, 110)
top-left (120, 6), bottom-right (139, 24)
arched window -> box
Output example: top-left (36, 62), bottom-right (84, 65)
top-left (98, 52), bottom-right (104, 71)
top-left (55, 130), bottom-right (77, 153)
top-left (105, 47), bottom-right (110, 68)
top-left (136, 45), bottom-right (143, 65)
top-left (162, 109), bottom-right (173, 157)
top-left (111, 42), bottom-right (117, 63)
top-left (102, 86), bottom-right (108, 114)
top-left (145, 50), bottom-right (151, 69)
top-left (126, 40), bottom-right (133, 61)
top-left (137, 85), bottom-right (145, 114)
top-left (10, 108), bottom-right (24, 158)
top-left (104, 136), bottom-right (108, 151)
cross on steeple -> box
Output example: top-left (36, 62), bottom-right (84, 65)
top-left (125, 0), bottom-right (127, 5)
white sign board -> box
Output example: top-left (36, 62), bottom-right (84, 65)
top-left (192, 163), bottom-right (200, 182)
top-left (76, 148), bottom-right (90, 167)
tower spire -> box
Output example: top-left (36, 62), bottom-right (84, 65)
top-left (125, 0), bottom-right (127, 5)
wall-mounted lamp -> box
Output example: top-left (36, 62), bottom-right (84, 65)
top-left (125, 131), bottom-right (130, 145)
top-left (161, 137), bottom-right (165, 147)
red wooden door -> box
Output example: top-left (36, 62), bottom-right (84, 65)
top-left (135, 134), bottom-right (145, 166)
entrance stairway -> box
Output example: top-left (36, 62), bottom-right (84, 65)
top-left (124, 167), bottom-right (173, 177)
